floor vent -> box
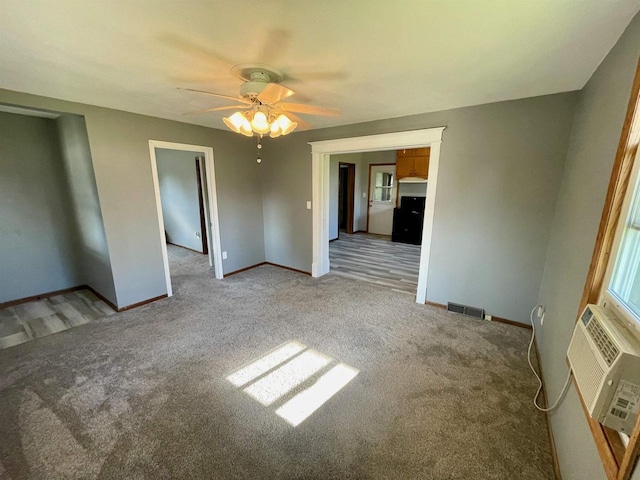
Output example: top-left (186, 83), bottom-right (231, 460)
top-left (447, 302), bottom-right (485, 319)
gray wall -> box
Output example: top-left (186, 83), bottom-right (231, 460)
top-left (398, 182), bottom-right (428, 198)
top-left (0, 89), bottom-right (265, 308)
top-left (536, 14), bottom-right (640, 480)
top-left (55, 114), bottom-right (116, 305)
top-left (156, 148), bottom-right (204, 253)
top-left (263, 92), bottom-right (578, 323)
top-left (0, 112), bottom-right (82, 302)
top-left (261, 136), bottom-right (313, 272)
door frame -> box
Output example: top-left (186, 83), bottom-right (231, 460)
top-left (148, 140), bottom-right (224, 297)
top-left (310, 127), bottom-right (444, 304)
top-left (338, 162), bottom-right (356, 234)
top-left (366, 162), bottom-right (397, 233)
top-left (195, 157), bottom-right (209, 255)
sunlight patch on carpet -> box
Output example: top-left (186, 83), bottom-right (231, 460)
top-left (227, 341), bottom-right (359, 426)
top-left (244, 349), bottom-right (332, 406)
top-left (226, 341), bottom-right (306, 387)
top-left (276, 363), bottom-right (359, 426)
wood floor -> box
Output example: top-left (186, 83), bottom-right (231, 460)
top-left (329, 232), bottom-right (420, 295)
top-left (0, 289), bottom-right (116, 350)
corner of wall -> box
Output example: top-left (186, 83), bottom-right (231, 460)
top-left (533, 11), bottom-right (640, 480)
top-left (54, 114), bottom-right (118, 306)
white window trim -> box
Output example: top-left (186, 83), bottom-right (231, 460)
top-left (309, 127), bottom-right (445, 304)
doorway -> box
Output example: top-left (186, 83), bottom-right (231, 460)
top-left (156, 150), bottom-right (208, 254)
top-left (338, 162), bottom-right (355, 234)
top-left (149, 140), bottom-right (223, 297)
top-left (310, 128), bottom-right (445, 304)
top-left (329, 151), bottom-right (421, 296)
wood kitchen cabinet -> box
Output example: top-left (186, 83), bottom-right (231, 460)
top-left (396, 147), bottom-right (430, 180)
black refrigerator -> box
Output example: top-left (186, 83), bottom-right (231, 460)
top-left (392, 196), bottom-right (425, 245)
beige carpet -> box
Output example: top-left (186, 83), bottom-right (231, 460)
top-left (0, 246), bottom-right (554, 479)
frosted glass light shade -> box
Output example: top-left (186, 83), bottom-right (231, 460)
top-left (277, 114), bottom-right (298, 135)
top-left (224, 112), bottom-right (252, 136)
top-left (251, 111), bottom-right (270, 135)
top-left (269, 121), bottom-right (282, 138)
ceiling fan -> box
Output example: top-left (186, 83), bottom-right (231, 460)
top-left (180, 63), bottom-right (341, 138)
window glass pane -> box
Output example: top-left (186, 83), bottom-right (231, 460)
top-left (374, 187), bottom-right (391, 202)
top-left (609, 173), bottom-right (640, 320)
top-left (375, 172), bottom-right (393, 187)
top-left (375, 172), bottom-right (383, 187)
top-left (383, 172), bottom-right (393, 187)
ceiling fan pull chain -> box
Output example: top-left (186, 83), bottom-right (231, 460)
top-left (256, 136), bottom-right (263, 164)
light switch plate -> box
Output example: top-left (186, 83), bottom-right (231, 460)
top-left (306, 201), bottom-right (311, 210)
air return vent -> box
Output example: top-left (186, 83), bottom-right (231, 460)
top-left (447, 302), bottom-right (485, 319)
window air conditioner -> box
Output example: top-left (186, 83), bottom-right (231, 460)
top-left (567, 304), bottom-right (640, 434)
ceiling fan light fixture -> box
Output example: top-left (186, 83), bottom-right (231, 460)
top-left (277, 114), bottom-right (297, 135)
top-left (183, 64), bottom-right (342, 142)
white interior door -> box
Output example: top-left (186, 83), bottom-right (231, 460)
top-left (368, 165), bottom-right (396, 235)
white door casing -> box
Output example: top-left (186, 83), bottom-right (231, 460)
top-left (148, 140), bottom-right (224, 297)
top-left (309, 128), bottom-right (444, 304)
top-left (368, 165), bottom-right (396, 235)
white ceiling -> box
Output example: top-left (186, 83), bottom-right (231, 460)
top-left (1, 1), bottom-right (638, 131)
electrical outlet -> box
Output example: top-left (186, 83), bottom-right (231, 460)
top-left (485, 314), bottom-right (492, 321)
top-left (222, 251), bottom-right (228, 260)
top-left (195, 232), bottom-right (200, 238)
top-left (536, 305), bottom-right (546, 326)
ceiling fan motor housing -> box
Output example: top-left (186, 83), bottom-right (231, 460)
top-left (240, 80), bottom-right (268, 98)
top-left (233, 64), bottom-right (284, 99)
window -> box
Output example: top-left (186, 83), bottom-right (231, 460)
top-left (603, 147), bottom-right (640, 333)
top-left (580, 64), bottom-right (640, 480)
top-left (373, 171), bottom-right (394, 202)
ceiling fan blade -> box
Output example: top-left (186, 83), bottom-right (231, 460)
top-left (258, 83), bottom-right (295, 104)
top-left (284, 71), bottom-right (348, 83)
top-left (282, 112), bottom-right (311, 131)
top-left (161, 34), bottom-right (235, 70)
top-left (183, 105), bottom-right (250, 115)
top-left (279, 102), bottom-right (340, 117)
top-left (179, 88), bottom-right (253, 105)
top-left (256, 29), bottom-right (292, 66)
top-left (171, 73), bottom-right (229, 84)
